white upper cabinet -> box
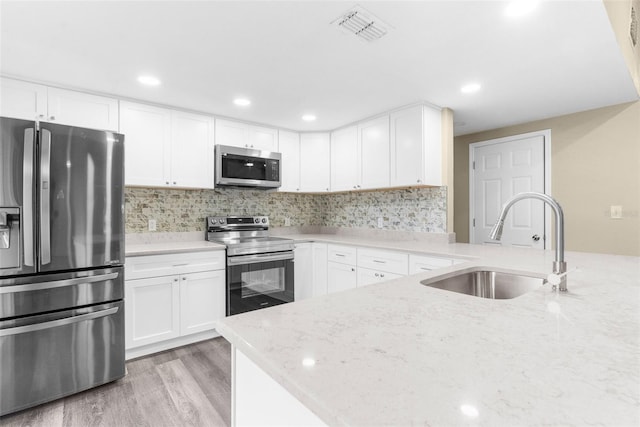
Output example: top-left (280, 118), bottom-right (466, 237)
top-left (170, 110), bottom-right (215, 188)
top-left (390, 105), bottom-right (442, 187)
top-left (330, 125), bottom-right (359, 192)
top-left (215, 118), bottom-right (249, 148)
top-left (0, 78), bottom-right (47, 120)
top-left (278, 130), bottom-right (301, 192)
top-left (120, 101), bottom-right (214, 189)
top-left (359, 115), bottom-right (390, 189)
top-left (47, 87), bottom-right (119, 131)
top-left (120, 101), bottom-right (171, 187)
top-left (0, 78), bottom-right (118, 131)
top-left (250, 125), bottom-right (278, 151)
top-left (300, 133), bottom-right (331, 192)
top-left (215, 118), bottom-right (278, 151)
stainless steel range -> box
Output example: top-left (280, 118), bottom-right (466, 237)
top-left (206, 216), bottom-right (294, 315)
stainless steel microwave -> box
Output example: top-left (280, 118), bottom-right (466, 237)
top-left (215, 145), bottom-right (281, 189)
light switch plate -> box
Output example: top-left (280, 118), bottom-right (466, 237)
top-left (610, 205), bottom-right (623, 219)
top-left (148, 219), bottom-right (157, 231)
top-left (284, 217), bottom-right (291, 226)
top-left (377, 217), bottom-right (383, 228)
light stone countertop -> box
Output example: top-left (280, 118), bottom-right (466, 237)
top-left (125, 232), bottom-right (225, 256)
top-left (216, 238), bottom-right (640, 426)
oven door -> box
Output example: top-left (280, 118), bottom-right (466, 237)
top-left (226, 251), bottom-right (294, 315)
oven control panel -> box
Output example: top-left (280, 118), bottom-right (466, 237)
top-left (206, 216), bottom-right (269, 232)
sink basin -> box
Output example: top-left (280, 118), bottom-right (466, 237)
top-left (420, 268), bottom-right (544, 299)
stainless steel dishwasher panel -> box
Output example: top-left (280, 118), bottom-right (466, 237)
top-left (0, 300), bottom-right (125, 416)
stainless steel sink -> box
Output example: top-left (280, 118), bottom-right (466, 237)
top-left (420, 268), bottom-right (544, 299)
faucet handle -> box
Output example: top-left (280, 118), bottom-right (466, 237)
top-left (547, 266), bottom-right (578, 291)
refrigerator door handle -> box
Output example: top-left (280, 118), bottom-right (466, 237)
top-left (23, 128), bottom-right (35, 267)
top-left (0, 272), bottom-right (119, 294)
top-left (0, 306), bottom-right (119, 337)
top-left (40, 128), bottom-right (51, 265)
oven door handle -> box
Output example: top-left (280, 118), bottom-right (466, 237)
top-left (227, 251), bottom-right (294, 266)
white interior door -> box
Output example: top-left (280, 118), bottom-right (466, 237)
top-left (470, 133), bottom-right (547, 248)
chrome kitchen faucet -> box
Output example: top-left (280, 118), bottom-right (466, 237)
top-left (489, 192), bottom-right (568, 292)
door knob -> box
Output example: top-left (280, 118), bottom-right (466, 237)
top-left (532, 234), bottom-right (541, 242)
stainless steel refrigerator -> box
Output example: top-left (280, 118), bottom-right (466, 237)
top-left (0, 117), bottom-right (125, 416)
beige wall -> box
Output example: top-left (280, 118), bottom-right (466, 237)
top-left (454, 101), bottom-right (640, 256)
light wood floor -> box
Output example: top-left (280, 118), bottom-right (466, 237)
top-left (1, 337), bottom-right (232, 427)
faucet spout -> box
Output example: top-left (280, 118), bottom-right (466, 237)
top-left (489, 192), bottom-right (567, 291)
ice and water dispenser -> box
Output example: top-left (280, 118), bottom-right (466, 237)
top-left (0, 207), bottom-right (20, 269)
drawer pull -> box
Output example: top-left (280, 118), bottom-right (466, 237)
top-left (172, 263), bottom-right (189, 267)
top-left (373, 260), bottom-right (386, 264)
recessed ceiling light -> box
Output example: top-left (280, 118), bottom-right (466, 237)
top-left (137, 75), bottom-right (161, 86)
top-left (302, 114), bottom-right (316, 122)
top-left (461, 83), bottom-right (481, 94)
top-left (504, 0), bottom-right (539, 18)
top-left (233, 98), bottom-right (251, 106)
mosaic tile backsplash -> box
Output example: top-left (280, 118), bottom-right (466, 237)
top-left (125, 187), bottom-right (447, 234)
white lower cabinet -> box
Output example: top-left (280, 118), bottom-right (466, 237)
top-left (312, 243), bottom-right (328, 297)
top-left (327, 244), bottom-right (357, 294)
top-left (125, 275), bottom-right (181, 348)
top-left (294, 242), bottom-right (313, 301)
top-left (295, 242), bottom-right (468, 298)
top-left (327, 261), bottom-right (357, 293)
top-left (357, 267), bottom-right (403, 287)
top-left (409, 254), bottom-right (465, 274)
top-left (179, 270), bottom-right (226, 336)
top-left (125, 250), bottom-right (225, 359)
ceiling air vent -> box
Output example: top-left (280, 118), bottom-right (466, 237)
top-left (332, 6), bottom-right (390, 42)
top-left (630, 2), bottom-right (638, 47)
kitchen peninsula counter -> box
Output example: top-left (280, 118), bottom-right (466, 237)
top-left (217, 240), bottom-right (640, 426)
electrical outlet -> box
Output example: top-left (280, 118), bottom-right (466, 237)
top-left (284, 217), bottom-right (291, 226)
top-left (148, 219), bottom-right (157, 231)
top-left (610, 205), bottom-right (623, 219)
top-left (377, 217), bottom-right (383, 228)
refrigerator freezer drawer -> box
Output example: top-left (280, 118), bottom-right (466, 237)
top-left (0, 266), bottom-right (124, 319)
top-left (0, 300), bottom-right (125, 416)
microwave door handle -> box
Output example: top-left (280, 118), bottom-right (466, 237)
top-left (23, 128), bottom-right (35, 266)
top-left (40, 128), bottom-right (51, 265)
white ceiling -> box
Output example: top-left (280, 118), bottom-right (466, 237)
top-left (1, 1), bottom-right (637, 135)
